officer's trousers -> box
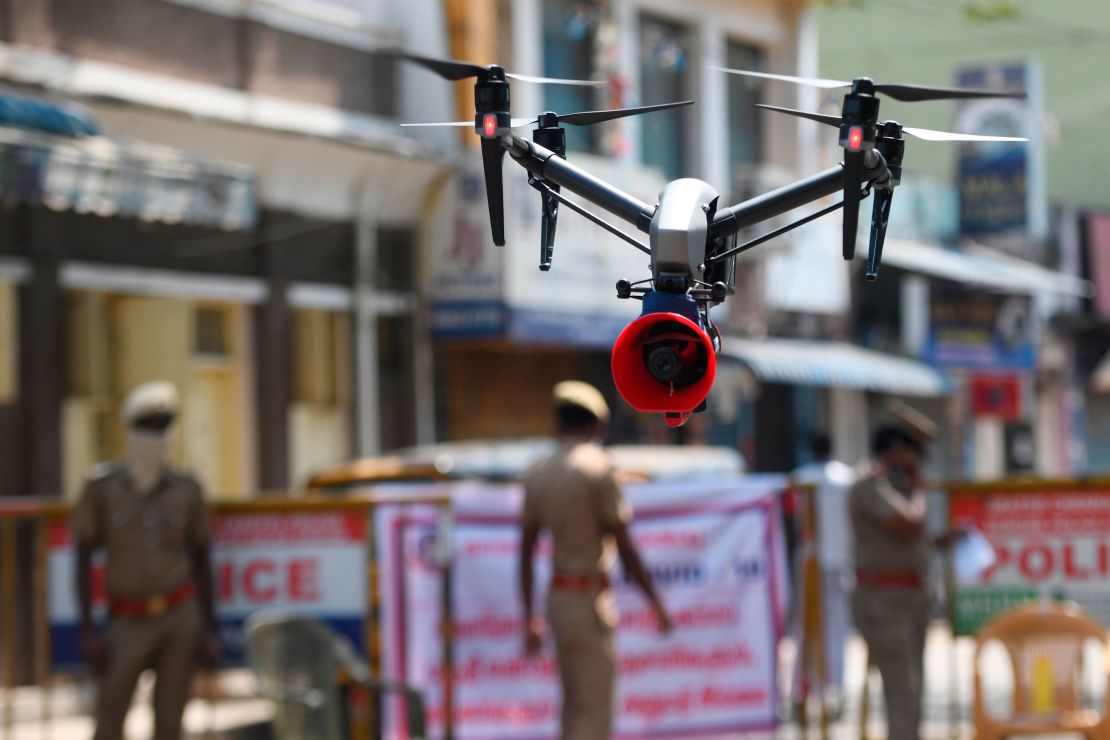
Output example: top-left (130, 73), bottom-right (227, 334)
top-left (94, 599), bottom-right (202, 740)
top-left (852, 585), bottom-right (929, 740)
top-left (547, 589), bottom-right (617, 740)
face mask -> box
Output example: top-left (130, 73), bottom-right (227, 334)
top-left (127, 428), bottom-right (170, 490)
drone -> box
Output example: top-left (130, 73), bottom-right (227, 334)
top-left (389, 50), bottom-right (1027, 428)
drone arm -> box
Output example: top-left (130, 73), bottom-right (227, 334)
top-left (709, 165), bottom-right (844, 238)
top-left (709, 154), bottom-right (888, 240)
top-left (507, 135), bottom-right (656, 232)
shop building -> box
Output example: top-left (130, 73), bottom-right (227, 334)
top-left (0, 0), bottom-right (453, 497)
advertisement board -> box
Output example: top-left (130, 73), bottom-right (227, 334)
top-left (376, 478), bottom-right (788, 739)
top-left (47, 509), bottom-right (369, 665)
top-left (949, 483), bottom-right (1110, 635)
top-left (426, 151), bottom-right (664, 346)
top-left (955, 61), bottom-right (1044, 240)
top-left (924, 283), bottom-right (1034, 370)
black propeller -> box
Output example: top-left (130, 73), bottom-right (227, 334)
top-left (718, 66), bottom-right (1026, 259)
top-left (755, 102), bottom-right (1027, 276)
top-left (754, 104), bottom-right (1029, 143)
top-left (383, 49), bottom-right (602, 86)
top-left (401, 100), bottom-right (693, 129)
top-left (710, 67), bottom-right (1027, 102)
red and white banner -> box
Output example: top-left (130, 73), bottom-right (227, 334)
top-left (47, 509), bottom-right (370, 665)
top-left (376, 477), bottom-right (789, 739)
top-left (950, 485), bottom-right (1110, 634)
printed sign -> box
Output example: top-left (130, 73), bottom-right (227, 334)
top-left (955, 62), bottom-right (1043, 239)
top-left (924, 284), bottom-right (1034, 370)
top-left (950, 485), bottom-right (1110, 635)
top-left (426, 151), bottom-right (665, 346)
top-left (376, 478), bottom-right (788, 738)
top-left (47, 509), bottom-right (369, 666)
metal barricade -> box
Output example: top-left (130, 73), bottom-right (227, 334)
top-left (0, 494), bottom-right (456, 740)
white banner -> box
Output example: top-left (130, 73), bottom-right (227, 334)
top-left (376, 478), bottom-right (788, 739)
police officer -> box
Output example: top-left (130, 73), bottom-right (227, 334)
top-left (519, 381), bottom-right (672, 740)
top-left (849, 404), bottom-right (959, 740)
top-left (73, 381), bottom-right (218, 740)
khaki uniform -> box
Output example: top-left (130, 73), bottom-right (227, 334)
top-left (849, 471), bottom-right (929, 740)
top-left (73, 464), bottom-right (211, 740)
top-left (523, 442), bottom-right (630, 740)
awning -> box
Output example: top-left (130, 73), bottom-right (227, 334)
top-left (0, 90), bottom-right (98, 136)
top-left (721, 337), bottom-right (950, 396)
top-left (0, 125), bottom-right (256, 231)
top-left (882, 238), bottom-right (1092, 297)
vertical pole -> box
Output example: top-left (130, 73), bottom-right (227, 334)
top-left (697, 20), bottom-right (727, 189)
top-left (443, 0), bottom-right (498, 147)
top-left (34, 519), bottom-right (50, 740)
top-left (859, 654), bottom-right (871, 740)
top-left (365, 504), bottom-right (379, 739)
top-left (510, 0), bottom-right (542, 130)
top-left (611, 0), bottom-right (641, 167)
top-left (256, 213), bottom-right (292, 492)
top-left (945, 493), bottom-right (959, 740)
top-left (355, 195), bottom-right (381, 457)
top-left (2, 518), bottom-right (16, 740)
top-left (412, 178), bottom-right (449, 446)
top-left (439, 501), bottom-right (455, 740)
top-left (806, 487), bottom-right (829, 740)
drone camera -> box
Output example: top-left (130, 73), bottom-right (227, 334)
top-left (611, 292), bottom-right (717, 416)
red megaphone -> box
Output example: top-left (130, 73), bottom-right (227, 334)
top-left (611, 311), bottom-right (717, 415)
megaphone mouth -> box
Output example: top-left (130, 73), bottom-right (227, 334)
top-left (640, 323), bottom-right (710, 387)
top-left (611, 311), bottom-right (717, 414)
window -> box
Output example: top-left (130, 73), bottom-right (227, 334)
top-left (543, 0), bottom-right (601, 154)
top-left (194, 307), bottom-right (231, 358)
top-left (292, 309), bottom-right (351, 406)
top-left (639, 15), bottom-right (692, 180)
top-left (725, 40), bottom-right (764, 175)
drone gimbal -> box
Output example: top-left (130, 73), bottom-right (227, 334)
top-left (391, 49), bottom-right (1026, 426)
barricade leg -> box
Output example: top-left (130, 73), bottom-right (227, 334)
top-left (34, 519), bottom-right (51, 740)
top-left (2, 518), bottom-right (16, 740)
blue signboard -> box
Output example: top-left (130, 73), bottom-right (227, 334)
top-left (923, 283), bottom-right (1034, 371)
top-left (955, 63), bottom-right (1038, 238)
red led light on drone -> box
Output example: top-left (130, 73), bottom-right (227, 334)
top-left (846, 126), bottom-right (864, 152)
top-left (482, 113), bottom-right (498, 137)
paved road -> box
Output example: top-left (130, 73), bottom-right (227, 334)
top-left (2, 624), bottom-right (1102, 738)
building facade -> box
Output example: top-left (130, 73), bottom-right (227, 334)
top-left (817, 0), bottom-right (1105, 479)
top-left (0, 0), bottom-right (453, 497)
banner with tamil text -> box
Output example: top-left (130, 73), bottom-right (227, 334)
top-left (376, 477), bottom-right (788, 738)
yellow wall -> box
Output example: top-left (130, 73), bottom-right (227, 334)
top-left (62, 292), bottom-right (257, 499)
top-left (0, 280), bottom-right (16, 404)
top-left (288, 309), bottom-right (352, 490)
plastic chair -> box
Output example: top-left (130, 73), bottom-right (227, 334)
top-left (973, 601), bottom-right (1110, 740)
top-left (244, 611), bottom-right (427, 740)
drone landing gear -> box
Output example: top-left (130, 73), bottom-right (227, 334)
top-left (866, 189), bottom-right (893, 281)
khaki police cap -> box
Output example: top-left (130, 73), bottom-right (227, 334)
top-left (121, 381), bottom-right (180, 425)
top-left (883, 399), bottom-right (938, 444)
top-left (553, 380), bottom-right (610, 423)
